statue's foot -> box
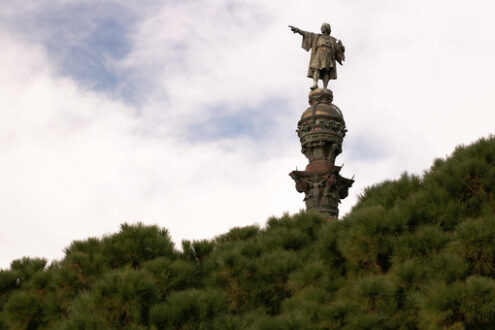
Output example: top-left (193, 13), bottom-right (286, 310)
top-left (310, 85), bottom-right (318, 90)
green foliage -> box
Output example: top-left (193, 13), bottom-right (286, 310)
top-left (63, 237), bottom-right (107, 279)
top-left (62, 268), bottom-right (159, 328)
top-left (393, 225), bottom-right (453, 261)
top-left (251, 249), bottom-right (302, 314)
top-left (102, 223), bottom-right (176, 268)
top-left (317, 220), bottom-right (347, 274)
top-left (0, 270), bottom-right (21, 300)
top-left (149, 288), bottom-right (227, 329)
top-left (3, 291), bottom-right (44, 329)
top-left (216, 225), bottom-right (260, 243)
top-left (143, 257), bottom-right (199, 298)
top-left (10, 257), bottom-right (47, 283)
top-left (254, 312), bottom-right (313, 330)
top-left (452, 215), bottom-right (495, 276)
top-left (181, 239), bottom-right (216, 263)
top-left (1, 135), bottom-right (495, 328)
top-left (51, 292), bottom-right (108, 330)
top-left (92, 269), bottom-right (158, 325)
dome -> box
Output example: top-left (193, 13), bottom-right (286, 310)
top-left (298, 89), bottom-right (345, 124)
top-left (299, 102), bottom-right (344, 123)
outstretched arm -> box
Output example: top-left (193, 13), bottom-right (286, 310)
top-left (290, 25), bottom-right (314, 52)
top-left (289, 25), bottom-right (304, 35)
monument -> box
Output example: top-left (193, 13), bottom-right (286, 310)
top-left (289, 23), bottom-right (354, 219)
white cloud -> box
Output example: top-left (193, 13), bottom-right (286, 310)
top-left (2, 0), bottom-right (495, 268)
top-left (0, 30), bottom-right (303, 268)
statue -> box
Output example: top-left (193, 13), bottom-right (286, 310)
top-left (289, 23), bottom-right (345, 90)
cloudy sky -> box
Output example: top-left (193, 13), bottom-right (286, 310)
top-left (1, 0), bottom-right (494, 268)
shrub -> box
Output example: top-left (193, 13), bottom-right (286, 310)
top-left (102, 223), bottom-right (175, 268)
top-left (216, 225), bottom-right (260, 243)
top-left (65, 269), bottom-right (159, 327)
top-left (143, 257), bottom-right (198, 298)
top-left (149, 288), bottom-right (227, 329)
top-left (3, 291), bottom-right (44, 329)
top-left (452, 216), bottom-right (495, 276)
top-left (10, 257), bottom-right (47, 283)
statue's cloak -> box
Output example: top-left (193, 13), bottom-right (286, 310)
top-left (301, 31), bottom-right (345, 79)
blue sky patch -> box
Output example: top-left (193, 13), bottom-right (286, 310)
top-left (187, 98), bottom-right (290, 141)
top-left (344, 133), bottom-right (390, 162)
top-left (8, 2), bottom-right (137, 96)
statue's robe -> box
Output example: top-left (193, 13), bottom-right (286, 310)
top-left (301, 31), bottom-right (345, 79)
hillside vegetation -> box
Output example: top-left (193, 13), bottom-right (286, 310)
top-left (1, 136), bottom-right (495, 329)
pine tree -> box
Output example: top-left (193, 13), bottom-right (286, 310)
top-left (1, 136), bottom-right (495, 328)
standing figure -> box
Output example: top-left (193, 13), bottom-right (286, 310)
top-left (289, 23), bottom-right (345, 90)
top-left (311, 174), bottom-right (328, 207)
top-left (323, 174), bottom-right (336, 198)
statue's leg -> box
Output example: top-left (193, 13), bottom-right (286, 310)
top-left (311, 70), bottom-right (319, 90)
top-left (322, 72), bottom-right (330, 89)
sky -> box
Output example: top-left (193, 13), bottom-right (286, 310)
top-left (1, 0), bottom-right (494, 269)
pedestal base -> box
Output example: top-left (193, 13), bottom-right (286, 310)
top-left (289, 167), bottom-right (353, 218)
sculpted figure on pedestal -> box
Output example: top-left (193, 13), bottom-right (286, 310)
top-left (323, 174), bottom-right (336, 198)
top-left (289, 23), bottom-right (345, 90)
top-left (288, 22), bottom-right (353, 218)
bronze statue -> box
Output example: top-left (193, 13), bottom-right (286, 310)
top-left (289, 23), bottom-right (345, 90)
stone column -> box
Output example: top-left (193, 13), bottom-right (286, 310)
top-left (289, 88), bottom-right (353, 218)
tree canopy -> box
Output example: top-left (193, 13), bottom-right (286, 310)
top-left (2, 136), bottom-right (495, 329)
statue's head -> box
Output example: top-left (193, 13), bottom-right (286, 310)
top-left (321, 23), bottom-right (331, 35)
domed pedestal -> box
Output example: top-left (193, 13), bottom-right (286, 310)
top-left (290, 89), bottom-right (353, 218)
